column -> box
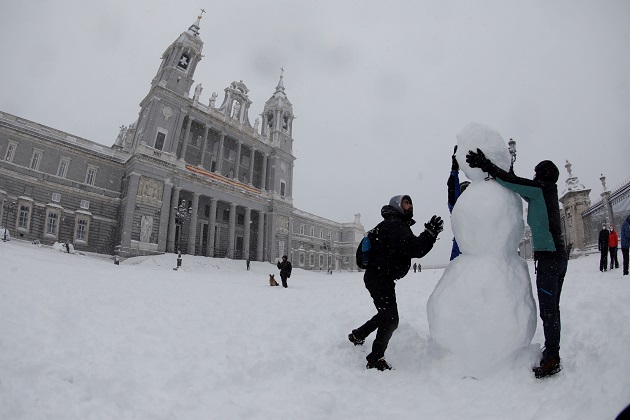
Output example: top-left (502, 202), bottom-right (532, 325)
top-left (248, 148), bottom-right (255, 185)
top-left (179, 117), bottom-right (193, 160)
top-left (216, 132), bottom-right (225, 173)
top-left (257, 211), bottom-right (265, 261)
top-left (187, 192), bottom-right (200, 255)
top-left (269, 213), bottom-right (277, 262)
top-left (120, 172), bottom-right (141, 255)
top-left (287, 217), bottom-right (293, 262)
top-left (170, 110), bottom-right (187, 154)
top-left (199, 125), bottom-right (210, 168)
top-left (234, 141), bottom-right (242, 179)
top-left (207, 197), bottom-right (217, 257)
top-left (228, 203), bottom-right (236, 258)
top-left (167, 187), bottom-right (181, 253)
top-left (158, 180), bottom-right (173, 252)
top-left (261, 154), bottom-right (268, 191)
top-left (289, 163), bottom-right (294, 197)
top-left (243, 207), bottom-right (251, 260)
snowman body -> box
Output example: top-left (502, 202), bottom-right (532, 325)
top-left (426, 123), bottom-right (537, 375)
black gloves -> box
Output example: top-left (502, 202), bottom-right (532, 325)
top-left (466, 148), bottom-right (492, 172)
top-left (424, 215), bottom-right (444, 238)
top-left (451, 145), bottom-right (459, 171)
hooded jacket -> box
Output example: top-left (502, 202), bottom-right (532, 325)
top-left (367, 198), bottom-right (436, 281)
top-left (479, 159), bottom-right (566, 260)
top-left (621, 215), bottom-right (630, 249)
top-left (608, 227), bottom-right (619, 248)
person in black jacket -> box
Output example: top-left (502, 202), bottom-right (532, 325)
top-left (277, 255), bottom-right (292, 288)
top-left (348, 195), bottom-right (443, 371)
top-left (598, 224), bottom-right (609, 272)
top-left (466, 149), bottom-right (567, 379)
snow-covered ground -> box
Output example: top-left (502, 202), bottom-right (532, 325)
top-left (1, 240), bottom-right (628, 419)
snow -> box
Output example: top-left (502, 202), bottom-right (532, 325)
top-left (1, 240), bottom-right (629, 419)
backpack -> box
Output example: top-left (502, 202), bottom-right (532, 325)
top-left (356, 224), bottom-right (381, 269)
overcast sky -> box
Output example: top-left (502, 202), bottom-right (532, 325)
top-left (1, 0), bottom-right (628, 264)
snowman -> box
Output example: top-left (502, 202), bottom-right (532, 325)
top-left (426, 122), bottom-right (537, 376)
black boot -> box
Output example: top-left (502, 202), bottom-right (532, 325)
top-left (366, 358), bottom-right (392, 371)
top-left (533, 355), bottom-right (561, 379)
top-left (348, 331), bottom-right (364, 346)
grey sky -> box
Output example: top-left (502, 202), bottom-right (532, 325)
top-left (1, 0), bottom-right (628, 264)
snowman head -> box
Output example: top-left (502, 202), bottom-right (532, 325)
top-left (455, 123), bottom-right (511, 182)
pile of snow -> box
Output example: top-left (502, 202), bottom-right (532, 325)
top-left (1, 240), bottom-right (629, 419)
top-left (52, 241), bottom-right (75, 253)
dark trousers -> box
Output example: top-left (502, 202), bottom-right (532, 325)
top-left (353, 270), bottom-right (399, 362)
top-left (280, 275), bottom-right (288, 288)
top-left (536, 258), bottom-right (568, 361)
top-left (599, 250), bottom-right (608, 271)
top-left (609, 246), bottom-right (619, 269)
top-left (622, 248), bottom-right (629, 275)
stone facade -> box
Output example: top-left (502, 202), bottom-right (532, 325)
top-left (0, 15), bottom-right (365, 270)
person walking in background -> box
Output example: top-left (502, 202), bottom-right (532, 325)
top-left (277, 255), bottom-right (292, 288)
top-left (466, 150), bottom-right (567, 379)
top-left (246, 259), bottom-right (251, 270)
top-left (599, 223), bottom-right (609, 272)
top-left (608, 224), bottom-right (619, 270)
top-left (447, 146), bottom-right (470, 260)
top-left (348, 195), bottom-right (443, 371)
top-left (621, 215), bottom-right (630, 276)
top-left (413, 262), bottom-right (417, 273)
top-left (65, 240), bottom-right (70, 254)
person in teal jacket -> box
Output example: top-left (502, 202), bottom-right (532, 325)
top-left (466, 149), bottom-right (567, 379)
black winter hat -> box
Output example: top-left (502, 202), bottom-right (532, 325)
top-left (534, 160), bottom-right (559, 183)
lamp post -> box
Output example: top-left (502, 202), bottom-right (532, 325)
top-left (174, 198), bottom-right (192, 254)
top-left (323, 238), bottom-right (332, 274)
top-left (508, 138), bottom-right (517, 174)
top-left (2, 200), bottom-right (16, 242)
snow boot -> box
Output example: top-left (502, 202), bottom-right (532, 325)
top-left (348, 331), bottom-right (364, 346)
top-left (533, 355), bottom-right (561, 379)
top-left (366, 358), bottom-right (392, 371)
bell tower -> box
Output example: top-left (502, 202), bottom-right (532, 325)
top-left (263, 69), bottom-right (296, 201)
top-left (151, 12), bottom-right (205, 97)
top-left (262, 68), bottom-right (295, 153)
top-left (130, 12), bottom-right (206, 153)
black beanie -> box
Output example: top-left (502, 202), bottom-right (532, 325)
top-left (534, 160), bottom-right (559, 183)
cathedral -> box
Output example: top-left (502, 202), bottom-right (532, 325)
top-left (0, 14), bottom-right (365, 270)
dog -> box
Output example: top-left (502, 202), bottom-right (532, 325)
top-left (269, 274), bottom-right (279, 287)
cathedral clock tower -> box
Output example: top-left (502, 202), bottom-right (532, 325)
top-left (151, 12), bottom-right (204, 97)
top-left (262, 70), bottom-right (296, 201)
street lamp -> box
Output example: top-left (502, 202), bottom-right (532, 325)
top-left (174, 198), bottom-right (192, 253)
top-left (323, 238), bottom-right (332, 274)
top-left (2, 200), bottom-right (16, 242)
top-left (508, 138), bottom-right (517, 174)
